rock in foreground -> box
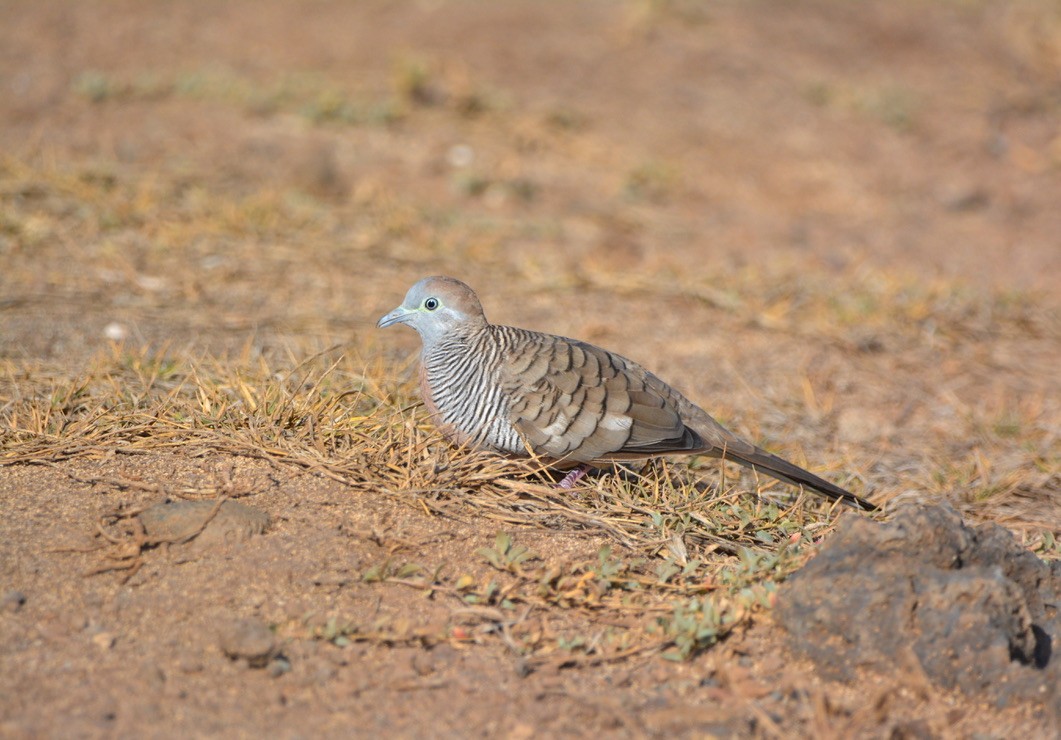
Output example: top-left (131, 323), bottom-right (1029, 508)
top-left (777, 504), bottom-right (1059, 714)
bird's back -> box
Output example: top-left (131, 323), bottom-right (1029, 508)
top-left (493, 324), bottom-right (706, 463)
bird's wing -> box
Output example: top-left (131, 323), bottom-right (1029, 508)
top-left (499, 330), bottom-right (702, 463)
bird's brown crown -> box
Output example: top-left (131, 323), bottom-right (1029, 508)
top-left (418, 276), bottom-right (487, 323)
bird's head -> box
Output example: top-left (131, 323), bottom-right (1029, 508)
top-left (377, 276), bottom-right (488, 346)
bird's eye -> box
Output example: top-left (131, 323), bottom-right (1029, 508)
top-left (424, 297), bottom-right (439, 311)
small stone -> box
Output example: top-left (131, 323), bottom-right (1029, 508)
top-left (102, 322), bottom-right (128, 341)
top-left (514, 658), bottom-right (532, 678)
top-left (1, 590), bottom-right (26, 613)
top-left (140, 662), bottom-right (166, 690)
top-left (217, 618), bottom-right (278, 668)
top-left (447, 144), bottom-right (474, 168)
top-left (64, 613), bottom-right (90, 633)
top-left (938, 184), bottom-right (989, 212)
top-left (139, 500), bottom-right (270, 549)
top-left (92, 631), bottom-right (116, 650)
top-left (267, 657), bottom-right (292, 679)
top-left (411, 652), bottom-right (435, 676)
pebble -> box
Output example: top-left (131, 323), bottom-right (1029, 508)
top-left (102, 322), bottom-right (128, 341)
top-left (139, 500), bottom-right (270, 548)
top-left (411, 652), bottom-right (436, 676)
top-left (267, 657), bottom-right (292, 678)
top-left (217, 617), bottom-right (278, 668)
top-left (1, 590), bottom-right (26, 613)
top-left (91, 631), bottom-right (116, 650)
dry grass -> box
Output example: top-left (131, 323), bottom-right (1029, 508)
top-left (1, 341), bottom-right (862, 661)
top-left (2, 2), bottom-right (1061, 734)
top-left (0, 0), bottom-right (1056, 683)
top-left (2, 130), bottom-right (1059, 664)
top-left (3, 328), bottom-right (1057, 665)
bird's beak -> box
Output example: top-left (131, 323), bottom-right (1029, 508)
top-left (377, 305), bottom-right (413, 329)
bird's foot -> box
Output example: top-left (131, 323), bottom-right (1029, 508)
top-left (557, 465), bottom-right (591, 489)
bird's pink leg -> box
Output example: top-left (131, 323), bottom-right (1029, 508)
top-left (557, 465), bottom-right (591, 489)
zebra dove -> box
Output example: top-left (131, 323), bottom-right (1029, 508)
top-left (377, 276), bottom-right (875, 510)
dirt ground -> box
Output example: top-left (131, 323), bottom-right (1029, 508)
top-left (2, 1), bottom-right (1059, 737)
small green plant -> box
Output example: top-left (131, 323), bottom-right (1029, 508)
top-left (314, 616), bottom-right (359, 647)
top-left (654, 557), bottom-right (703, 585)
top-left (73, 71), bottom-right (118, 102)
top-left (458, 579), bottom-right (506, 607)
top-left (301, 89), bottom-right (359, 125)
top-left (723, 547), bottom-right (782, 585)
top-left (992, 413), bottom-right (1022, 439)
top-left (594, 545), bottom-right (623, 581)
top-left (623, 160), bottom-right (680, 202)
top-left (478, 533), bottom-right (536, 573)
top-left (657, 595), bottom-right (738, 660)
top-left (361, 559), bottom-right (423, 583)
top-left (392, 55), bottom-right (434, 106)
top-left (451, 172), bottom-right (491, 198)
top-left (557, 634), bottom-right (587, 652)
top-left (1029, 530), bottom-right (1061, 559)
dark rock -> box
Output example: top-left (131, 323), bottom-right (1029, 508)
top-left (776, 503), bottom-right (1060, 714)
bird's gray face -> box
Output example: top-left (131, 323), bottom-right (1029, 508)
top-left (377, 277), bottom-right (485, 347)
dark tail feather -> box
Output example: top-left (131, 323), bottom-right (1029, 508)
top-left (725, 447), bottom-right (877, 511)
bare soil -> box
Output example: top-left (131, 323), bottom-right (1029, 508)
top-left (2, 1), bottom-right (1059, 737)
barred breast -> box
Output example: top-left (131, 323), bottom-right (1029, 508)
top-left (420, 327), bottom-right (525, 455)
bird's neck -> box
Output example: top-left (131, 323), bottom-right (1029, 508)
top-left (419, 321), bottom-right (490, 355)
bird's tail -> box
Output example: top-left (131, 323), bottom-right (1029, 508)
top-left (724, 446), bottom-right (876, 510)
top-left (675, 395), bottom-right (877, 510)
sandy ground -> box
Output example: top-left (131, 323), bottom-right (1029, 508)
top-left (2, 1), bottom-right (1059, 736)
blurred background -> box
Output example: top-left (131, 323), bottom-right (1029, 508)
top-left (1, 0), bottom-right (1058, 506)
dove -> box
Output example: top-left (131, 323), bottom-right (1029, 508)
top-left (378, 276), bottom-right (874, 509)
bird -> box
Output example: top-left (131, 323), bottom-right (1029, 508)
top-left (377, 276), bottom-right (875, 510)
